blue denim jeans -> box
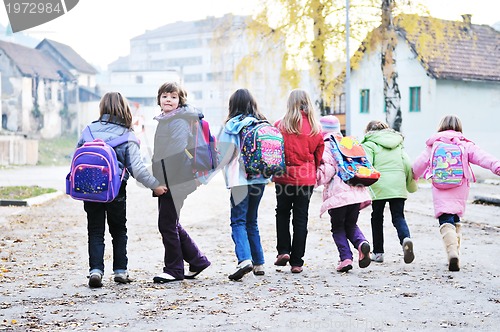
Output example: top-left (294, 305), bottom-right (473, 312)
top-left (230, 184), bottom-right (266, 265)
top-left (85, 182), bottom-right (128, 275)
top-left (275, 184), bottom-right (314, 267)
top-left (438, 213), bottom-right (460, 226)
top-left (371, 198), bottom-right (410, 254)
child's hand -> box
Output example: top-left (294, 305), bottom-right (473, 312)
top-left (153, 186), bottom-right (168, 196)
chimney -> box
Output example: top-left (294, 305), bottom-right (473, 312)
top-left (461, 14), bottom-right (472, 28)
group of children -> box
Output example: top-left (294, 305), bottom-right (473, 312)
top-left (77, 83), bottom-right (500, 288)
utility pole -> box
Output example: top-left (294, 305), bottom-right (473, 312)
top-left (345, 0), bottom-right (351, 135)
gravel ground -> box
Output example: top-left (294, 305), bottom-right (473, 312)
top-left (1, 168), bottom-right (500, 331)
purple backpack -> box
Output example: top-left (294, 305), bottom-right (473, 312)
top-left (66, 127), bottom-right (137, 202)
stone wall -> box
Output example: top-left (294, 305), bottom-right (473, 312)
top-left (0, 135), bottom-right (38, 165)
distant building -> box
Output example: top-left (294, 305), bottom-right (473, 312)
top-left (105, 14), bottom-right (286, 130)
top-left (36, 38), bottom-right (100, 134)
top-left (0, 37), bottom-right (98, 139)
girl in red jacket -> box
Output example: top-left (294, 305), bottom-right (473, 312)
top-left (273, 89), bottom-right (324, 273)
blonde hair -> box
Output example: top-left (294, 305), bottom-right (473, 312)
top-left (99, 92), bottom-right (132, 128)
top-left (437, 115), bottom-right (462, 133)
top-left (279, 89), bottom-right (321, 135)
top-left (156, 81), bottom-right (187, 107)
top-left (365, 120), bottom-right (389, 133)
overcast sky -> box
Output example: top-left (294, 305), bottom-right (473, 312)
top-left (0, 0), bottom-right (498, 69)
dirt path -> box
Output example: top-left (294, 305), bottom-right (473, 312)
top-left (1, 173), bottom-right (500, 331)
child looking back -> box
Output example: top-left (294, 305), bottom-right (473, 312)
top-left (316, 115), bottom-right (372, 272)
top-left (413, 114), bottom-right (500, 271)
top-left (273, 89), bottom-right (324, 274)
top-left (151, 82), bottom-right (211, 283)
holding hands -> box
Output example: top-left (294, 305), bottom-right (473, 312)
top-left (153, 186), bottom-right (168, 196)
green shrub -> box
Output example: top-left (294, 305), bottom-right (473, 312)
top-left (38, 134), bottom-right (77, 166)
top-left (0, 186), bottom-right (56, 200)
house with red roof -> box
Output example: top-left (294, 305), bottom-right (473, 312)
top-left (347, 14), bottom-right (500, 177)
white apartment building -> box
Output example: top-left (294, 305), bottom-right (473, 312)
top-left (107, 14), bottom-right (287, 133)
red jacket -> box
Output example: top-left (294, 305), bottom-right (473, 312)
top-left (273, 112), bottom-right (324, 186)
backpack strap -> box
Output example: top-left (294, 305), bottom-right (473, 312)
top-left (107, 132), bottom-right (139, 148)
top-left (84, 126), bottom-right (139, 148)
top-left (81, 126), bottom-right (94, 142)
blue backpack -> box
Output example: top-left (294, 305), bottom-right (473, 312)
top-left (66, 127), bottom-right (138, 202)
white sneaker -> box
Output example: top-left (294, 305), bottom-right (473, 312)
top-left (253, 264), bottom-right (265, 276)
top-left (114, 272), bottom-right (133, 284)
top-left (153, 272), bottom-right (179, 283)
top-left (370, 252), bottom-right (384, 263)
top-left (88, 272), bottom-right (103, 288)
top-left (402, 238), bottom-right (414, 264)
top-left (228, 259), bottom-right (253, 281)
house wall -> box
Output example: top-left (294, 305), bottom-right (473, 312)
top-left (40, 80), bottom-right (63, 139)
top-left (349, 36), bottom-right (500, 180)
top-left (20, 77), bottom-right (33, 133)
top-left (434, 80), bottom-right (500, 178)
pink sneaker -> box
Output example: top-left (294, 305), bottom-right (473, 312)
top-left (336, 259), bottom-right (353, 272)
top-left (274, 254), bottom-right (290, 266)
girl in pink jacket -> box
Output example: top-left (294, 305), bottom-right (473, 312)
top-left (413, 115), bottom-right (500, 272)
top-left (316, 115), bottom-right (372, 272)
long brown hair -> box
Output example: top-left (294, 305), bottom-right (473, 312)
top-left (99, 92), bottom-right (132, 128)
top-left (226, 88), bottom-right (266, 123)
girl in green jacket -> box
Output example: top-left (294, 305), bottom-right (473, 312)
top-left (361, 121), bottom-right (418, 264)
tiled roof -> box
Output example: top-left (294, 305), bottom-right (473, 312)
top-left (0, 40), bottom-right (63, 80)
top-left (36, 38), bottom-right (97, 75)
top-left (395, 14), bottom-right (500, 82)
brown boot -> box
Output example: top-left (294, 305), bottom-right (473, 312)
top-left (439, 223), bottom-right (460, 271)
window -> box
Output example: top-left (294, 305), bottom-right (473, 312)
top-left (360, 89), bottom-right (370, 113)
top-left (135, 75), bottom-right (143, 84)
top-left (192, 91), bottom-right (202, 100)
top-left (147, 44), bottom-right (161, 52)
top-left (184, 74), bottom-right (202, 82)
top-left (409, 86), bottom-right (421, 112)
top-left (165, 39), bottom-right (202, 50)
top-left (166, 56), bottom-right (202, 67)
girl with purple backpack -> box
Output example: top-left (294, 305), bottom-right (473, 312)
top-left (77, 92), bottom-right (167, 288)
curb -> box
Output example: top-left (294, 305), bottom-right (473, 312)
top-left (0, 191), bottom-right (65, 207)
top-left (473, 194), bottom-right (500, 206)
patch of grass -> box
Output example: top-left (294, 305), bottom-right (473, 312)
top-left (38, 134), bottom-right (78, 166)
top-left (0, 186), bottom-right (57, 200)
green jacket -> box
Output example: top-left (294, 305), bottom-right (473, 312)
top-left (361, 129), bottom-right (417, 200)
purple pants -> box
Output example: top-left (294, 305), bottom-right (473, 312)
top-left (328, 203), bottom-right (367, 261)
